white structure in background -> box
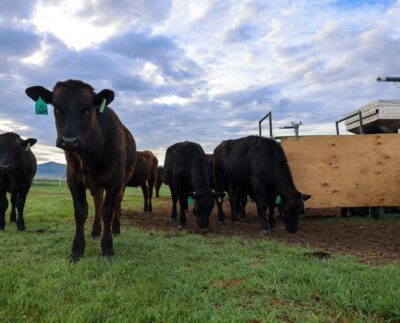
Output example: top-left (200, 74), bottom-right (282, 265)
top-left (345, 100), bottom-right (400, 134)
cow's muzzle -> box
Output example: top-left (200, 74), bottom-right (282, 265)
top-left (0, 163), bottom-right (14, 171)
top-left (57, 136), bottom-right (80, 151)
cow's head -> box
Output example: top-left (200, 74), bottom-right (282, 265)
top-left (280, 192), bottom-right (311, 233)
top-left (187, 191), bottom-right (225, 228)
top-left (25, 80), bottom-right (114, 152)
top-left (0, 133), bottom-right (36, 189)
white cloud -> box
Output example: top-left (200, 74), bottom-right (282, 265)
top-left (0, 119), bottom-right (30, 132)
top-left (1, 0), bottom-right (400, 164)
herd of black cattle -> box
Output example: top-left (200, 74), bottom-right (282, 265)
top-left (0, 79), bottom-right (310, 262)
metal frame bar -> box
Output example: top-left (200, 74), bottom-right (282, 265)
top-left (335, 111), bottom-right (364, 135)
top-left (336, 110), bottom-right (379, 134)
top-left (258, 111), bottom-right (273, 138)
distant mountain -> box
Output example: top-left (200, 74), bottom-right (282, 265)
top-left (36, 162), bottom-right (66, 179)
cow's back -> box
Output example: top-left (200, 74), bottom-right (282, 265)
top-left (124, 126), bottom-right (136, 179)
top-left (127, 150), bottom-right (156, 187)
top-left (216, 136), bottom-right (289, 187)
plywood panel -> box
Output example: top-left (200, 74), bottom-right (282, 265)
top-left (281, 134), bottom-right (400, 208)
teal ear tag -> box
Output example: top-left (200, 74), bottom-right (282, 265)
top-left (188, 196), bottom-right (193, 206)
top-left (275, 195), bottom-right (281, 205)
top-left (98, 98), bottom-right (106, 113)
top-left (35, 96), bottom-right (48, 115)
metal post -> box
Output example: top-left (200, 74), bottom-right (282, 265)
top-left (358, 110), bottom-right (364, 134)
top-left (258, 112), bottom-right (273, 138)
top-left (269, 112), bottom-right (273, 138)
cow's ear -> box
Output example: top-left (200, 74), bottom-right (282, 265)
top-left (302, 194), bottom-right (311, 201)
top-left (94, 89), bottom-right (114, 106)
top-left (25, 86), bottom-right (53, 103)
top-left (22, 138), bottom-right (37, 150)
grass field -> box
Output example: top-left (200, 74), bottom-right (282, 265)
top-left (0, 182), bottom-right (399, 322)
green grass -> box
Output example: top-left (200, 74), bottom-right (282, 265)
top-left (0, 183), bottom-right (399, 322)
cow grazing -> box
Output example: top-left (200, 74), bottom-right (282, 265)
top-left (163, 141), bottom-right (224, 229)
top-left (155, 165), bottom-right (164, 198)
top-left (25, 80), bottom-right (136, 261)
top-left (126, 150), bottom-right (158, 213)
top-left (214, 135), bottom-right (310, 233)
top-left (0, 133), bottom-right (37, 231)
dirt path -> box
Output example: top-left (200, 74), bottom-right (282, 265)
top-left (122, 197), bottom-right (400, 265)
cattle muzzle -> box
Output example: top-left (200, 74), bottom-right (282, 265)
top-left (57, 135), bottom-right (81, 151)
top-left (0, 163), bottom-right (15, 172)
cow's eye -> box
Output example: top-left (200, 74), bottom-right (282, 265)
top-left (54, 107), bottom-right (61, 115)
top-left (83, 108), bottom-right (91, 115)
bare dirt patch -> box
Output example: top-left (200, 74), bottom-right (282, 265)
top-left (122, 196), bottom-right (400, 265)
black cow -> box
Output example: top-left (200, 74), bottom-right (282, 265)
top-left (214, 135), bottom-right (310, 233)
top-left (163, 141), bottom-right (224, 229)
top-left (155, 165), bottom-right (164, 198)
top-left (0, 132), bottom-right (37, 231)
top-left (126, 150), bottom-right (158, 213)
top-left (25, 80), bottom-right (136, 261)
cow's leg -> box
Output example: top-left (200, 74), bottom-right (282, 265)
top-left (178, 195), bottom-right (187, 227)
top-left (255, 200), bottom-right (269, 234)
top-left (101, 179), bottom-right (123, 257)
top-left (216, 197), bottom-right (225, 223)
top-left (15, 187), bottom-right (29, 231)
top-left (229, 185), bottom-right (240, 223)
top-left (68, 177), bottom-right (88, 262)
top-left (239, 191), bottom-right (247, 220)
top-left (141, 183), bottom-right (149, 213)
top-left (169, 183), bottom-right (178, 222)
top-left (10, 192), bottom-right (17, 223)
top-left (268, 204), bottom-right (276, 229)
top-left (91, 189), bottom-right (103, 238)
top-left (147, 179), bottom-right (154, 213)
top-left (252, 183), bottom-right (269, 233)
top-left (0, 191), bottom-right (8, 230)
top-left (155, 182), bottom-right (160, 198)
top-left (112, 187), bottom-right (124, 235)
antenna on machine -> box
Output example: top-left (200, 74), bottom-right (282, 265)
top-left (279, 121), bottom-right (302, 136)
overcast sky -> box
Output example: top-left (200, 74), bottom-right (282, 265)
top-left (1, 0), bottom-right (400, 164)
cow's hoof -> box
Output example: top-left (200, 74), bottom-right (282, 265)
top-left (17, 225), bottom-right (26, 232)
top-left (171, 217), bottom-right (177, 222)
top-left (0, 226), bottom-right (5, 231)
top-left (260, 229), bottom-right (270, 235)
top-left (178, 225), bottom-right (186, 230)
top-left (69, 251), bottom-right (84, 263)
top-left (10, 217), bottom-right (16, 223)
top-left (218, 220), bottom-right (224, 224)
top-left (102, 248), bottom-right (114, 258)
top-left (112, 230), bottom-right (121, 236)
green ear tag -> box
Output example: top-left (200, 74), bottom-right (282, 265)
top-left (99, 98), bottom-right (106, 113)
top-left (275, 195), bottom-right (281, 205)
top-left (35, 96), bottom-right (48, 115)
top-left (25, 143), bottom-right (30, 151)
top-left (188, 196), bottom-right (193, 206)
